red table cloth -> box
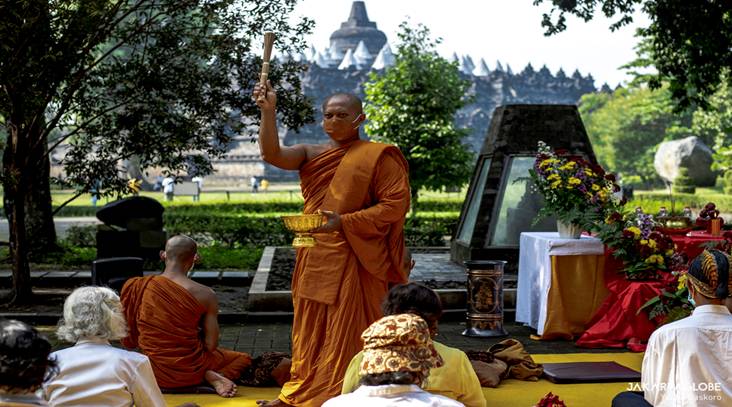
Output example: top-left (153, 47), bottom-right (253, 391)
top-left (668, 231), bottom-right (726, 260)
top-left (576, 253), bottom-right (674, 352)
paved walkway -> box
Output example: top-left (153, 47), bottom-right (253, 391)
top-left (0, 217), bottom-right (100, 241)
top-left (40, 320), bottom-right (629, 356)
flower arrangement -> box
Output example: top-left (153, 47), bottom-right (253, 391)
top-left (638, 270), bottom-right (693, 325)
top-left (597, 211), bottom-right (684, 279)
top-left (529, 141), bottom-right (623, 228)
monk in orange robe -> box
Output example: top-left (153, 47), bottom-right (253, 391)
top-left (121, 235), bottom-right (252, 397)
top-left (253, 81), bottom-right (411, 406)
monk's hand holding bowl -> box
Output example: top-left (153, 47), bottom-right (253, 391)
top-left (253, 80), bottom-right (277, 112)
top-left (312, 209), bottom-right (342, 233)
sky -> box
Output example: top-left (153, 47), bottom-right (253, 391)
top-left (290, 0), bottom-right (650, 88)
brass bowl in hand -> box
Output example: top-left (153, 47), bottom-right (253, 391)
top-left (281, 214), bottom-right (325, 247)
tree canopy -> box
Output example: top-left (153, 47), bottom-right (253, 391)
top-left (533, 0), bottom-right (732, 110)
top-left (0, 0), bottom-right (313, 302)
top-left (364, 22), bottom-right (473, 206)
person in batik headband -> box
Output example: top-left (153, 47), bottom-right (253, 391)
top-left (687, 249), bottom-right (732, 303)
top-left (322, 314), bottom-right (463, 407)
top-left (359, 313), bottom-right (444, 382)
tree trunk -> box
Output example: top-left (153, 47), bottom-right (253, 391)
top-left (410, 188), bottom-right (419, 219)
top-left (25, 134), bottom-right (58, 257)
top-left (3, 128), bottom-right (34, 304)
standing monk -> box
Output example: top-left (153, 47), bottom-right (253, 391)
top-left (253, 81), bottom-right (411, 406)
top-left (120, 235), bottom-right (251, 397)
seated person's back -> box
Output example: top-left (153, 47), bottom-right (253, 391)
top-left (0, 319), bottom-right (55, 407)
top-left (121, 235), bottom-right (251, 397)
top-left (325, 314), bottom-right (464, 407)
top-left (43, 286), bottom-right (183, 407)
top-left (342, 283), bottom-right (486, 407)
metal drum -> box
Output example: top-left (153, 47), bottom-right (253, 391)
top-left (462, 260), bottom-right (508, 337)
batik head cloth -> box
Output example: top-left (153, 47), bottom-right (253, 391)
top-left (687, 249), bottom-right (732, 299)
top-left (360, 313), bottom-right (443, 377)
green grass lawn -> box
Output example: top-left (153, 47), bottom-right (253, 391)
top-left (631, 186), bottom-right (730, 214)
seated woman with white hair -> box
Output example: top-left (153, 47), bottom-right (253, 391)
top-left (44, 286), bottom-right (196, 407)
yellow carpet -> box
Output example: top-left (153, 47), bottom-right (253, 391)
top-left (163, 353), bottom-right (643, 406)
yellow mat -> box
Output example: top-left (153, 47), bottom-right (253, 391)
top-left (163, 353), bottom-right (643, 406)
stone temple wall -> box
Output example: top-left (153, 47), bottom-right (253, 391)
top-left (257, 63), bottom-right (597, 181)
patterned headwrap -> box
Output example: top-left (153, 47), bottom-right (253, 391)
top-left (360, 313), bottom-right (444, 377)
top-left (687, 250), bottom-right (732, 299)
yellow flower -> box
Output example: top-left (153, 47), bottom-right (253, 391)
top-left (546, 173), bottom-right (560, 181)
top-left (644, 254), bottom-right (664, 265)
top-left (647, 239), bottom-right (657, 249)
top-left (627, 226), bottom-right (641, 239)
top-left (550, 180), bottom-right (562, 189)
top-left (568, 177), bottom-right (581, 185)
top-left (584, 169), bottom-right (595, 177)
top-left (677, 273), bottom-right (688, 291)
top-left (591, 184), bottom-right (600, 191)
top-left (559, 161), bottom-right (577, 171)
top-left (640, 239), bottom-right (648, 246)
top-left (666, 249), bottom-right (674, 257)
top-left (540, 158), bottom-right (559, 168)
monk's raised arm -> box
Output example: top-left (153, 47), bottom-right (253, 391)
top-left (253, 80), bottom-right (307, 170)
top-left (201, 289), bottom-right (220, 353)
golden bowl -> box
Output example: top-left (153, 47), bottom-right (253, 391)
top-left (657, 216), bottom-right (692, 229)
top-left (281, 214), bottom-right (325, 247)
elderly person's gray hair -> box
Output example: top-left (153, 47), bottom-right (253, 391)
top-left (57, 286), bottom-right (127, 343)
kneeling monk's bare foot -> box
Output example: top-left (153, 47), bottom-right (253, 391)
top-left (256, 399), bottom-right (292, 406)
top-left (205, 370), bottom-right (237, 398)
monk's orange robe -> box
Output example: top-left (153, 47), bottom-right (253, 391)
top-left (279, 140), bottom-right (411, 406)
top-left (120, 275), bottom-right (251, 389)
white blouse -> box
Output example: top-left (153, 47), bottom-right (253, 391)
top-left (323, 384), bottom-right (465, 407)
top-left (642, 304), bottom-right (732, 407)
top-left (44, 339), bottom-right (166, 407)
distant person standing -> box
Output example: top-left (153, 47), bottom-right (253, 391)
top-left (250, 176), bottom-right (259, 193)
top-left (162, 177), bottom-right (175, 202)
top-left (260, 179), bottom-right (269, 191)
top-left (191, 176), bottom-right (203, 202)
top-left (90, 180), bottom-right (102, 207)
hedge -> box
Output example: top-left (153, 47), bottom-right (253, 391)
top-left (165, 213), bottom-right (459, 247)
top-left (39, 199), bottom-right (464, 218)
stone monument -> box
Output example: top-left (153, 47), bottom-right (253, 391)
top-left (451, 104), bottom-right (598, 272)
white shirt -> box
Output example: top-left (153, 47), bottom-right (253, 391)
top-left (162, 177), bottom-right (175, 194)
top-left (44, 339), bottom-right (166, 407)
top-left (323, 384), bottom-right (465, 407)
top-left (642, 304), bottom-right (732, 407)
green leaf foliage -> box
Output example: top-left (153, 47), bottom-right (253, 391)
top-left (364, 22), bottom-right (474, 202)
top-left (579, 85), bottom-right (693, 188)
top-left (0, 0), bottom-right (315, 197)
top-left (532, 0), bottom-right (732, 110)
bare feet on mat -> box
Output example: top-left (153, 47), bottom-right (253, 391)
top-left (205, 370), bottom-right (237, 397)
top-left (256, 399), bottom-right (292, 406)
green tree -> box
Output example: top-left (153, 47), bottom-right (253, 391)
top-left (364, 22), bottom-right (473, 212)
top-left (579, 85), bottom-right (692, 187)
top-left (533, 0), bottom-right (732, 110)
top-left (0, 0), bottom-right (313, 303)
top-left (688, 81), bottom-right (732, 172)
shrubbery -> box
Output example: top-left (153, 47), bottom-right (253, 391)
top-left (672, 168), bottom-right (696, 194)
top-left (165, 212), bottom-right (458, 247)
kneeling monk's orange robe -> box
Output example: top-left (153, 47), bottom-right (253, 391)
top-left (120, 276), bottom-right (251, 389)
top-left (279, 140), bottom-right (411, 406)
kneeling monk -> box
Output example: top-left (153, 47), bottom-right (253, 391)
top-left (121, 235), bottom-right (251, 397)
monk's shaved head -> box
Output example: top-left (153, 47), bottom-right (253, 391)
top-left (322, 93), bottom-right (363, 114)
top-left (165, 235), bottom-right (197, 262)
